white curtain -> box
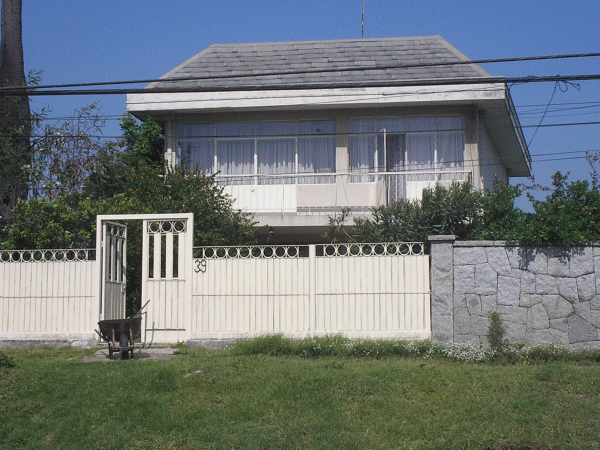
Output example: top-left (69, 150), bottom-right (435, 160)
top-left (406, 133), bottom-right (435, 181)
top-left (257, 138), bottom-right (295, 185)
top-left (437, 131), bottom-right (464, 181)
top-left (298, 137), bottom-right (335, 184)
top-left (180, 139), bottom-right (214, 174)
top-left (217, 139), bottom-right (254, 185)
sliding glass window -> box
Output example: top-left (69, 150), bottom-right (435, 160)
top-left (178, 120), bottom-right (335, 184)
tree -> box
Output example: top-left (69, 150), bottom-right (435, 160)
top-left (0, 0), bottom-right (31, 222)
top-left (3, 114), bottom-right (256, 315)
top-left (27, 103), bottom-right (120, 199)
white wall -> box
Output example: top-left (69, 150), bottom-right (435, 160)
top-left (190, 244), bottom-right (430, 341)
top-left (479, 125), bottom-right (507, 190)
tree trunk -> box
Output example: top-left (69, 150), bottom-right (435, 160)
top-left (0, 0), bottom-right (31, 224)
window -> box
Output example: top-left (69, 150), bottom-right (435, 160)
top-left (348, 115), bottom-right (464, 182)
top-left (178, 120), bottom-right (335, 184)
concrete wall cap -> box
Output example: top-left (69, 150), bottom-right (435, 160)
top-left (428, 235), bottom-right (456, 242)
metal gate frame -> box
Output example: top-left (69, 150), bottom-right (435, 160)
top-left (96, 214), bottom-right (194, 341)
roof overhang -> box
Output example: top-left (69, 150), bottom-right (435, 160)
top-left (127, 82), bottom-right (531, 177)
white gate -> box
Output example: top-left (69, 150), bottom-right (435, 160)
top-left (100, 221), bottom-right (127, 320)
top-left (141, 214), bottom-right (194, 343)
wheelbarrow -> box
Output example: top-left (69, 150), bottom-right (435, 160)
top-left (97, 316), bottom-right (142, 360)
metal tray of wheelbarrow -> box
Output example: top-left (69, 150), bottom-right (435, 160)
top-left (97, 317), bottom-right (142, 360)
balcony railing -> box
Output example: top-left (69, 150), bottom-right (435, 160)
top-left (216, 169), bottom-right (471, 214)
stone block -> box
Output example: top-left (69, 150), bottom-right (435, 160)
top-left (548, 328), bottom-right (570, 346)
top-left (503, 321), bottom-right (526, 342)
top-left (454, 334), bottom-right (482, 346)
top-left (568, 314), bottom-right (599, 344)
top-left (549, 318), bottom-right (569, 333)
top-left (520, 271), bottom-right (536, 294)
top-left (480, 295), bottom-right (498, 315)
top-left (573, 301), bottom-right (592, 323)
top-left (506, 247), bottom-right (527, 269)
top-left (486, 247), bottom-right (511, 275)
top-left (528, 329), bottom-right (569, 346)
top-left (557, 277), bottom-right (579, 303)
top-left (528, 303), bottom-right (550, 331)
top-left (520, 294), bottom-right (541, 308)
top-left (525, 329), bottom-right (553, 347)
top-left (542, 295), bottom-right (573, 319)
top-left (453, 294), bottom-right (468, 309)
top-left (591, 295), bottom-right (600, 311)
top-left (475, 264), bottom-right (497, 295)
top-left (536, 275), bottom-right (559, 295)
top-left (497, 275), bottom-right (521, 306)
top-left (453, 307), bottom-right (471, 336)
top-left (454, 246), bottom-right (487, 265)
top-left (569, 247), bottom-right (594, 277)
top-left (470, 314), bottom-right (489, 336)
top-left (547, 248), bottom-right (571, 277)
top-left (497, 305), bottom-right (527, 324)
top-left (454, 265), bottom-right (475, 295)
top-left (591, 310), bottom-right (600, 329)
top-left (466, 294), bottom-right (481, 315)
top-left (577, 275), bottom-right (596, 302)
top-left (527, 248), bottom-right (548, 274)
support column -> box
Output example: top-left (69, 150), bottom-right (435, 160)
top-left (429, 235), bottom-right (456, 342)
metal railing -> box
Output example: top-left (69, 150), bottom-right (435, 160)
top-left (0, 248), bottom-right (96, 263)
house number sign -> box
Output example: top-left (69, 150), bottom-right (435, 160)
top-left (194, 258), bottom-right (207, 273)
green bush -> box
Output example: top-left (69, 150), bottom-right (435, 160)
top-left (487, 311), bottom-right (507, 352)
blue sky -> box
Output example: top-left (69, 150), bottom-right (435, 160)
top-left (18, 0), bottom-right (600, 204)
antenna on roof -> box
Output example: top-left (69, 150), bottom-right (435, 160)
top-left (361, 0), bottom-right (365, 38)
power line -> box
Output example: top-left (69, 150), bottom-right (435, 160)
top-left (4, 118), bottom-right (597, 141)
top-left (1, 50), bottom-right (599, 93)
top-left (5, 73), bottom-right (600, 97)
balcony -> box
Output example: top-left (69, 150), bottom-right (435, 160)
top-left (218, 169), bottom-right (472, 215)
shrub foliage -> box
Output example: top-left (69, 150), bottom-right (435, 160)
top-left (348, 172), bottom-right (600, 247)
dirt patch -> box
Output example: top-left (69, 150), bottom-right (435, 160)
top-left (83, 347), bottom-right (176, 362)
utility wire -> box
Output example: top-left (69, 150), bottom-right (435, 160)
top-left (2, 73), bottom-right (598, 97)
top-left (1, 51), bottom-right (599, 92)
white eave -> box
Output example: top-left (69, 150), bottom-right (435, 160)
top-left (127, 83), bottom-right (506, 113)
top-left (127, 82), bottom-right (531, 177)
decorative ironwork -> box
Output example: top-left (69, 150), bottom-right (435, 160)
top-left (194, 245), bottom-right (302, 259)
top-left (0, 249), bottom-right (96, 263)
top-left (106, 224), bottom-right (126, 237)
top-left (147, 220), bottom-right (187, 234)
top-left (320, 242), bottom-right (424, 257)
top-left (193, 242), bottom-right (424, 260)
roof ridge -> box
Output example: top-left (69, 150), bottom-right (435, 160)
top-left (205, 35), bottom-right (444, 49)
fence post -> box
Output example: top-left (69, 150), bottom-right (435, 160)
top-left (309, 244), bottom-right (316, 332)
top-left (429, 235), bottom-right (455, 342)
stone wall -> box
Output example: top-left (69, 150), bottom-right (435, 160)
top-left (429, 236), bottom-right (600, 348)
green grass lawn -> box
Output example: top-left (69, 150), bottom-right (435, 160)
top-left (1, 344), bottom-right (600, 450)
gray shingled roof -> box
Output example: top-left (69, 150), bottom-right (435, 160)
top-left (149, 36), bottom-right (491, 91)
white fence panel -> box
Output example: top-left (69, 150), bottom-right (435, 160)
top-left (190, 243), bottom-right (430, 341)
top-left (0, 250), bottom-right (97, 341)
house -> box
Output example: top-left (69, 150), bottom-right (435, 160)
top-left (126, 36), bottom-right (531, 244)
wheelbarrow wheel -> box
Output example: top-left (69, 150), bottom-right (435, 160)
top-left (120, 333), bottom-right (130, 360)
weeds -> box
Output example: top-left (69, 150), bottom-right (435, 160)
top-left (0, 350), bottom-right (15, 368)
top-left (232, 334), bottom-right (600, 364)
